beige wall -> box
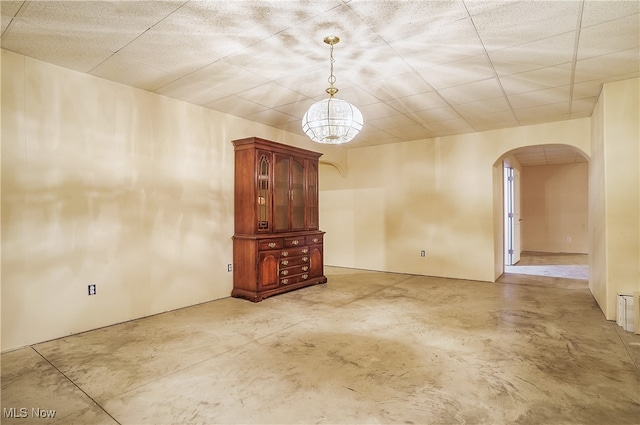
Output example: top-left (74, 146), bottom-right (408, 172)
top-left (589, 78), bottom-right (640, 320)
top-left (521, 163), bottom-right (589, 254)
top-left (0, 50), bottom-right (346, 351)
top-left (321, 119), bottom-right (591, 282)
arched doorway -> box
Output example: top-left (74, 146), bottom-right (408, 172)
top-left (494, 144), bottom-right (590, 280)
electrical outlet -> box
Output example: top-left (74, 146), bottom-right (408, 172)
top-left (88, 284), bottom-right (96, 295)
top-left (227, 264), bottom-right (232, 272)
top-left (420, 250), bottom-right (426, 257)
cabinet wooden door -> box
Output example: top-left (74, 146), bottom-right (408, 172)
top-left (308, 245), bottom-right (323, 278)
top-left (258, 250), bottom-right (279, 289)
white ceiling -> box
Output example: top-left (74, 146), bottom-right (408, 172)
top-left (1, 0), bottom-right (638, 156)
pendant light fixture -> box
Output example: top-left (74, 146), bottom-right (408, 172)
top-left (302, 36), bottom-right (363, 144)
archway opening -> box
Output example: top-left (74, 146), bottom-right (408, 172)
top-left (494, 144), bottom-right (590, 281)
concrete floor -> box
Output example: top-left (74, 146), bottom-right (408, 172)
top-left (2, 253), bottom-right (639, 424)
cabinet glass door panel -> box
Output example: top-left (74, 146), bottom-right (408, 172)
top-left (307, 162), bottom-right (318, 229)
top-left (291, 158), bottom-right (305, 230)
top-left (256, 153), bottom-right (271, 231)
top-left (274, 155), bottom-right (290, 231)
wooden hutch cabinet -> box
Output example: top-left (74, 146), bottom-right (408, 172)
top-left (232, 137), bottom-right (327, 301)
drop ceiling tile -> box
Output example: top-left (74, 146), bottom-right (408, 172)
top-left (90, 55), bottom-right (177, 92)
top-left (437, 78), bottom-right (504, 105)
top-left (1, 1), bottom-right (22, 33)
top-left (572, 79), bottom-right (603, 100)
top-left (276, 68), bottom-right (331, 98)
top-left (500, 63), bottom-right (572, 95)
top-left (1, 1), bottom-right (23, 16)
top-left (337, 86), bottom-right (382, 108)
top-left (386, 91), bottom-right (449, 115)
top-left (385, 124), bottom-right (433, 141)
top-left (425, 118), bottom-right (475, 136)
top-left (409, 106), bottom-right (461, 124)
top-left (367, 114), bottom-right (418, 131)
top-left (274, 98), bottom-right (316, 120)
top-left (349, 127), bottom-right (403, 147)
top-left (419, 54), bottom-right (495, 90)
top-left (514, 102), bottom-right (570, 124)
top-left (340, 45), bottom-right (416, 84)
top-left (348, 0), bottom-right (467, 43)
top-left (226, 35), bottom-right (316, 81)
top-left (203, 95), bottom-right (268, 117)
top-left (466, 110), bottom-right (519, 131)
top-left (508, 86), bottom-right (571, 109)
top-left (464, 1), bottom-right (516, 16)
top-left (158, 60), bottom-right (269, 96)
top-left (571, 97), bottom-right (598, 118)
top-left (389, 17), bottom-right (485, 69)
top-left (360, 72), bottom-right (434, 101)
top-left (278, 120), bottom-right (306, 136)
top-left (472, 1), bottom-right (580, 51)
top-left (243, 108), bottom-right (296, 127)
top-left (454, 97), bottom-right (512, 116)
top-left (236, 82), bottom-right (307, 109)
top-left (574, 47), bottom-right (640, 83)
top-left (581, 1), bottom-right (639, 28)
top-left (357, 102), bottom-right (403, 122)
top-left (107, 30), bottom-right (216, 76)
top-left (156, 80), bottom-right (229, 107)
top-left (488, 32), bottom-right (576, 76)
top-left (577, 14), bottom-right (640, 61)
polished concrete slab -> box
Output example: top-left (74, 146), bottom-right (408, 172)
top-left (2, 254), bottom-right (639, 424)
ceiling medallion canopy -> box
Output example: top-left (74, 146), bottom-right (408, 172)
top-left (302, 36), bottom-right (364, 145)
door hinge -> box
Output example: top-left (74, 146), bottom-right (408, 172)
top-left (508, 249), bottom-right (514, 254)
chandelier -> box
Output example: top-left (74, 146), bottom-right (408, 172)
top-left (302, 36), bottom-right (363, 144)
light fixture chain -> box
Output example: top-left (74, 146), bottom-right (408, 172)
top-left (328, 43), bottom-right (336, 86)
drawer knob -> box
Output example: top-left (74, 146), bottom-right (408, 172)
top-left (302, 256), bottom-right (308, 262)
top-left (282, 251), bottom-right (288, 257)
top-left (268, 242), bottom-right (276, 248)
top-left (281, 259), bottom-right (289, 266)
top-left (302, 274), bottom-right (309, 280)
top-left (281, 278), bottom-right (289, 285)
top-left (292, 240), bottom-right (299, 245)
top-left (281, 270), bottom-right (289, 276)
top-left (312, 238), bottom-right (319, 243)
top-left (302, 248), bottom-right (309, 254)
top-left (302, 266), bottom-right (309, 271)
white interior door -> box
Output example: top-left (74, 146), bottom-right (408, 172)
top-left (504, 166), bottom-right (512, 265)
top-left (504, 166), bottom-right (522, 266)
top-left (512, 168), bottom-right (521, 264)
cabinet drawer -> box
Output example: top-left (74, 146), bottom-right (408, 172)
top-left (280, 246), bottom-right (310, 257)
top-left (279, 264), bottom-right (310, 277)
top-left (284, 237), bottom-right (305, 247)
top-left (306, 234), bottom-right (323, 245)
top-left (280, 273), bottom-right (311, 286)
top-left (259, 239), bottom-right (283, 250)
top-left (280, 256), bottom-right (310, 268)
